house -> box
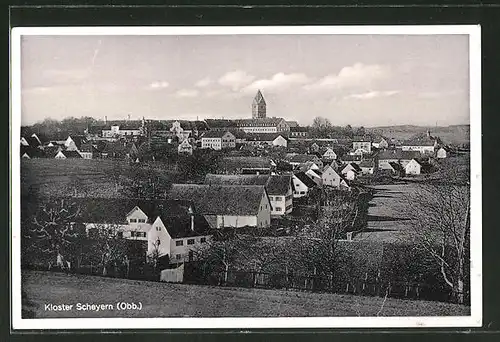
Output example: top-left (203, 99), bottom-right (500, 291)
top-left (201, 131), bottom-right (236, 150)
top-left (20, 145), bottom-right (43, 159)
top-left (79, 143), bottom-right (101, 159)
top-left (341, 163), bottom-right (361, 180)
top-left (178, 139), bottom-right (193, 155)
top-left (287, 154), bottom-right (323, 169)
top-left (102, 122), bottom-right (143, 138)
top-left (101, 141), bottom-right (139, 159)
top-left (310, 143), bottom-right (320, 153)
top-left (401, 131), bottom-right (439, 154)
top-left (377, 149), bottom-right (421, 170)
top-left (373, 137), bottom-right (389, 149)
top-left (359, 159), bottom-right (376, 175)
top-left (405, 159), bottom-right (423, 175)
top-left (305, 169), bottom-right (323, 186)
top-left (352, 136), bottom-right (372, 154)
top-left (320, 147), bottom-right (337, 161)
top-left (298, 161), bottom-right (321, 173)
top-left (289, 126), bottom-right (309, 138)
top-left (436, 146), bottom-right (449, 159)
top-left (220, 156), bottom-right (272, 175)
top-left (204, 174), bottom-right (292, 217)
top-left (169, 184), bottom-right (271, 228)
top-left (76, 198), bottom-right (212, 264)
top-left (235, 118), bottom-right (290, 134)
top-left (64, 135), bottom-right (87, 151)
top-left (292, 172), bottom-right (317, 198)
top-left (388, 162), bottom-right (405, 177)
top-left (245, 133), bottom-right (288, 147)
top-left (341, 154), bottom-right (363, 164)
top-left (321, 165), bottom-right (348, 189)
top-left (286, 121), bottom-right (299, 128)
top-left (54, 150), bottom-right (83, 159)
top-left (266, 175), bottom-right (293, 216)
top-left (169, 121), bottom-right (192, 142)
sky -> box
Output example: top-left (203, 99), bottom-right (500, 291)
top-left (20, 34), bottom-right (470, 127)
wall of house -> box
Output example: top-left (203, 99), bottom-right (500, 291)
top-left (257, 192), bottom-right (272, 227)
top-left (346, 170), bottom-right (356, 180)
top-left (378, 159), bottom-right (399, 170)
top-left (292, 175), bottom-right (308, 198)
top-left (80, 152), bottom-right (92, 159)
top-left (353, 142), bottom-right (371, 153)
top-left (217, 215), bottom-right (258, 228)
top-left (169, 235), bottom-right (212, 263)
top-left (241, 126), bottom-right (278, 133)
top-left (402, 145), bottom-right (435, 154)
top-left (201, 138), bottom-right (222, 150)
top-left (272, 136), bottom-right (287, 147)
top-left (322, 167), bottom-right (340, 187)
top-left (437, 149), bottom-right (447, 158)
top-left (405, 161), bottom-right (421, 175)
top-left (147, 217), bottom-right (171, 257)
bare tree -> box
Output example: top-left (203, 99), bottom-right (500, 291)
top-left (401, 182), bottom-right (470, 304)
top-left (23, 198), bottom-right (84, 270)
top-left (86, 223), bottom-right (129, 277)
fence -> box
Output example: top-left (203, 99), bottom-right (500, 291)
top-left (183, 268), bottom-right (467, 304)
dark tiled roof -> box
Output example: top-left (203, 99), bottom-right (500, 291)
top-left (202, 130), bottom-right (235, 138)
top-left (294, 172), bottom-right (317, 188)
top-left (286, 121), bottom-right (299, 128)
top-left (221, 156), bottom-right (271, 169)
top-left (205, 174), bottom-right (269, 186)
top-left (359, 160), bottom-right (375, 168)
top-left (290, 126), bottom-right (308, 132)
top-left (205, 119), bottom-right (238, 129)
top-left (72, 198), bottom-right (210, 238)
top-left (79, 143), bottom-right (100, 153)
top-left (69, 136), bottom-right (87, 150)
top-left (343, 163), bottom-right (361, 172)
top-left (245, 133), bottom-right (287, 142)
top-left (60, 150), bottom-right (82, 158)
top-left (377, 149), bottom-right (421, 160)
top-left (235, 118), bottom-right (286, 127)
top-left (266, 175), bottom-right (291, 196)
top-left (288, 154), bottom-right (320, 163)
top-left (169, 184), bottom-right (266, 216)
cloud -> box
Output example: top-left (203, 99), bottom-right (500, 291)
top-left (149, 81), bottom-right (169, 89)
top-left (218, 70), bottom-right (255, 90)
top-left (243, 72), bottom-right (311, 93)
top-left (304, 63), bottom-right (391, 91)
top-left (195, 77), bottom-right (212, 88)
top-left (174, 89), bottom-right (199, 97)
top-left (345, 90), bottom-right (400, 100)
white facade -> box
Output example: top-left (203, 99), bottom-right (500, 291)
top-left (401, 145), bottom-right (435, 154)
top-left (64, 136), bottom-right (79, 151)
top-left (178, 139), bottom-right (193, 155)
top-left (269, 189), bottom-right (293, 216)
top-left (321, 165), bottom-right (344, 188)
top-left (405, 159), bottom-right (422, 175)
top-left (437, 147), bottom-right (448, 159)
top-left (201, 132), bottom-right (235, 150)
top-left (102, 125), bottom-right (142, 138)
top-left (272, 135), bottom-right (288, 147)
top-left (322, 148), bottom-right (337, 160)
top-left (353, 141), bottom-right (372, 154)
top-left (292, 175), bottom-right (309, 198)
top-left (345, 169), bottom-right (356, 180)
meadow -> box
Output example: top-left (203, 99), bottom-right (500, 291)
top-left (21, 158), bottom-right (180, 198)
top-left (22, 270), bottom-right (470, 318)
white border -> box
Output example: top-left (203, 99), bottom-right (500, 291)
top-left (10, 25), bottom-right (482, 330)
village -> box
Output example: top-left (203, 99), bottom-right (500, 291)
top-left (20, 90), bottom-right (471, 308)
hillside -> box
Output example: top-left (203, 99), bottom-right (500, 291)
top-left (21, 159), bottom-right (179, 199)
top-left (22, 271), bottom-right (470, 318)
top-left (366, 125), bottom-right (470, 145)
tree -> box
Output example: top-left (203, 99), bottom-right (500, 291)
top-left (355, 126), bottom-right (366, 137)
top-left (401, 183), bottom-right (470, 304)
top-left (22, 199), bottom-right (84, 270)
top-left (86, 223), bottom-right (130, 277)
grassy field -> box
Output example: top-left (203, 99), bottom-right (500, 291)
top-left (22, 271), bottom-right (470, 318)
top-left (355, 183), bottom-right (418, 243)
top-left (21, 159), bottom-right (179, 198)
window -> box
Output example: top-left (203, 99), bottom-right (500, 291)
top-left (300, 191), bottom-right (306, 195)
top-left (176, 254), bottom-right (181, 260)
top-left (156, 227), bottom-right (161, 231)
top-left (176, 240), bottom-right (184, 246)
top-left (200, 237), bottom-right (206, 243)
top-left (138, 218), bottom-right (146, 223)
top-left (275, 197), bottom-right (283, 202)
top-left (187, 239), bottom-right (195, 245)
top-left (130, 218), bottom-right (137, 223)
top-left (275, 207), bottom-right (282, 212)
top-left (117, 231), bottom-right (123, 238)
top-left (269, 196), bottom-right (274, 201)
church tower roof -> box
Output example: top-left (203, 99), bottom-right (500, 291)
top-left (253, 90), bottom-right (266, 105)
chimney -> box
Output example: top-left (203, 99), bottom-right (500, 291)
top-left (426, 130), bottom-right (431, 138)
top-left (105, 116), bottom-right (107, 124)
top-left (128, 114), bottom-right (131, 121)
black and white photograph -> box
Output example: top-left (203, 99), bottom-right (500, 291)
top-left (10, 25), bottom-right (482, 330)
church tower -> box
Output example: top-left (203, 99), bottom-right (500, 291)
top-left (252, 90), bottom-right (267, 119)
